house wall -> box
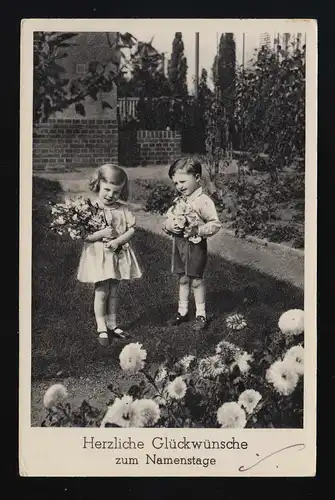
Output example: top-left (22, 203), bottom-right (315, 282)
top-left (33, 118), bottom-right (118, 170)
top-left (118, 130), bottom-right (182, 166)
top-left (33, 32), bottom-right (119, 170)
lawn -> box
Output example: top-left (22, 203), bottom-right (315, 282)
top-left (32, 176), bottom-right (303, 386)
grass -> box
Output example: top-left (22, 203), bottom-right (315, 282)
top-left (31, 177), bottom-right (303, 382)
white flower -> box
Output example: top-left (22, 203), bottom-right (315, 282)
top-left (43, 384), bottom-right (68, 409)
top-left (55, 216), bottom-right (65, 225)
top-left (278, 309), bottom-right (304, 336)
top-left (179, 355), bottom-right (196, 372)
top-left (51, 206), bottom-right (61, 215)
top-left (266, 359), bottom-right (299, 396)
top-left (155, 365), bottom-right (167, 383)
top-left (155, 396), bottom-right (167, 406)
top-left (283, 345), bottom-right (304, 376)
top-left (100, 395), bottom-right (136, 427)
top-left (226, 313), bottom-right (247, 331)
top-left (166, 376), bottom-right (187, 400)
top-left (119, 343), bottom-right (147, 373)
top-left (131, 399), bottom-right (161, 427)
top-left (238, 389), bottom-right (262, 414)
top-left (198, 355), bottom-right (228, 378)
top-left (235, 351), bottom-right (254, 373)
top-left (72, 214), bottom-right (78, 221)
top-left (217, 402), bottom-right (247, 428)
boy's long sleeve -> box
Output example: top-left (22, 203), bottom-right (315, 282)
top-left (196, 198), bottom-right (222, 238)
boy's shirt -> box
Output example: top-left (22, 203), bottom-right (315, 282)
top-left (167, 187), bottom-right (221, 238)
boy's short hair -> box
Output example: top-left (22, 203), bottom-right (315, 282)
top-left (168, 157), bottom-right (202, 179)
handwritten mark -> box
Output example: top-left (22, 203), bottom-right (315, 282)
top-left (238, 443), bottom-right (306, 472)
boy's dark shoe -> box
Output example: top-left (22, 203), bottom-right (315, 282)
top-left (168, 312), bottom-right (189, 326)
top-left (193, 316), bottom-right (208, 331)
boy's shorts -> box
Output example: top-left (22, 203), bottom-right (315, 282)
top-left (171, 236), bottom-right (207, 278)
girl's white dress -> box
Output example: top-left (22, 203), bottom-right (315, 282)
top-left (77, 200), bottom-right (143, 283)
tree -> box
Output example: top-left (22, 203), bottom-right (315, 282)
top-left (234, 43), bottom-right (305, 180)
top-left (168, 32), bottom-right (188, 98)
top-left (198, 68), bottom-right (212, 103)
top-left (33, 31), bottom-right (139, 123)
top-left (213, 33), bottom-right (236, 147)
top-left (127, 41), bottom-right (170, 98)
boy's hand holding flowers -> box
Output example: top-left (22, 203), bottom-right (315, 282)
top-left (164, 215), bottom-right (186, 235)
top-left (183, 224), bottom-right (199, 239)
top-left (165, 200), bottom-right (202, 243)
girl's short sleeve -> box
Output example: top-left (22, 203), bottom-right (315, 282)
top-left (124, 207), bottom-right (136, 229)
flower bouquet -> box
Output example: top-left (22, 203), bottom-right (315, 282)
top-left (49, 197), bottom-right (107, 240)
top-left (49, 196), bottom-right (121, 251)
top-left (165, 198), bottom-right (202, 244)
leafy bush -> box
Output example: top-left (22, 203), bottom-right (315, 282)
top-left (226, 174), bottom-right (304, 248)
top-left (41, 309), bottom-right (304, 429)
top-left (144, 183), bottom-right (176, 215)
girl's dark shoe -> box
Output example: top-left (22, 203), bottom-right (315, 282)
top-left (168, 312), bottom-right (189, 326)
top-left (193, 316), bottom-right (208, 331)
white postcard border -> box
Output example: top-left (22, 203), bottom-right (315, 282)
top-left (19, 18), bottom-right (317, 477)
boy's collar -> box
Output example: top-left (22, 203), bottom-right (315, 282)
top-left (173, 187), bottom-right (203, 204)
top-left (186, 186), bottom-right (203, 202)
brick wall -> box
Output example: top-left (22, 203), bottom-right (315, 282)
top-left (33, 118), bottom-right (118, 171)
top-left (119, 130), bottom-right (182, 167)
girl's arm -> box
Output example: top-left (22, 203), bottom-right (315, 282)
top-left (85, 227), bottom-right (115, 242)
top-left (105, 207), bottom-right (135, 248)
top-left (114, 227), bottom-right (135, 246)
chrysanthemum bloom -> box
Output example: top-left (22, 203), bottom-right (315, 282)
top-left (216, 402), bottom-right (247, 428)
top-left (238, 389), bottom-right (262, 414)
top-left (119, 343), bottom-right (147, 373)
top-left (43, 384), bottom-right (68, 409)
top-left (283, 345), bottom-right (304, 376)
top-left (131, 399), bottom-right (161, 427)
top-left (215, 340), bottom-right (241, 365)
top-left (225, 314), bottom-right (247, 331)
top-left (266, 359), bottom-right (299, 396)
top-left (179, 355), bottom-right (196, 372)
top-left (235, 351), bottom-right (254, 374)
top-left (198, 355), bottom-right (228, 378)
top-left (155, 365), bottom-right (167, 383)
top-left (166, 376), bottom-right (187, 400)
top-left (100, 395), bottom-right (138, 427)
top-left (278, 309), bottom-right (304, 336)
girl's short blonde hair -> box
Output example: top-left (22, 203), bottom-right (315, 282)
top-left (89, 164), bottom-right (129, 201)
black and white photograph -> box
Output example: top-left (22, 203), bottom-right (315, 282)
top-left (20, 18), bottom-right (317, 476)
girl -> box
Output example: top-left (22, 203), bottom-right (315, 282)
top-left (77, 164), bottom-right (143, 346)
top-left (163, 157), bottom-right (221, 331)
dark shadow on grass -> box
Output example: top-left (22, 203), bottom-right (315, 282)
top-left (31, 178), bottom-right (304, 381)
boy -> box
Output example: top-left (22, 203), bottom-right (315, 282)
top-left (163, 157), bottom-right (221, 331)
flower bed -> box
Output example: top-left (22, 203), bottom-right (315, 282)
top-left (41, 309), bottom-right (304, 429)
